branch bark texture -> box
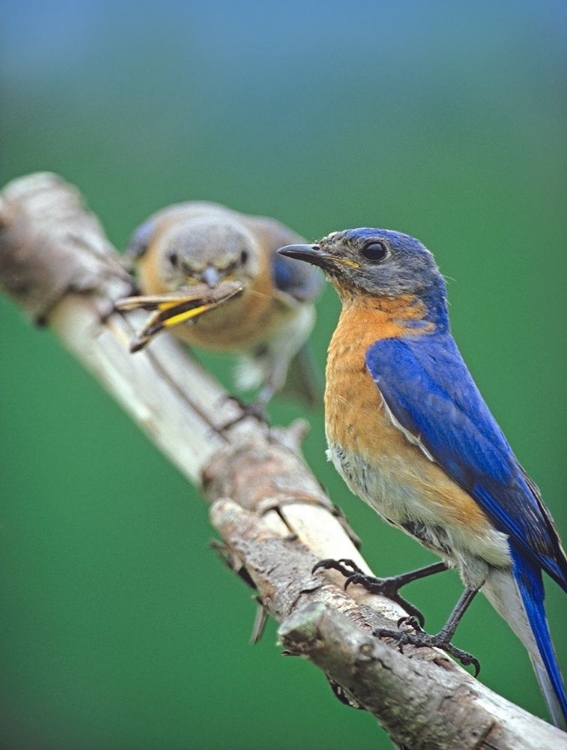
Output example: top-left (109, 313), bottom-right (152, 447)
top-left (1, 172), bottom-right (564, 749)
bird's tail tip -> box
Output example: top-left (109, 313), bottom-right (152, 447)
top-left (484, 558), bottom-right (567, 729)
top-left (511, 551), bottom-right (567, 728)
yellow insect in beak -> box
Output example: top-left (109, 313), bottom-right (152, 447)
top-left (116, 280), bottom-right (244, 352)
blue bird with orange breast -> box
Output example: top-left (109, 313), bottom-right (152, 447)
top-left (278, 228), bottom-right (567, 727)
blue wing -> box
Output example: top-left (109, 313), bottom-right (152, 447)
top-left (365, 334), bottom-right (567, 589)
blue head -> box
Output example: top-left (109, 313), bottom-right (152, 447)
top-left (278, 228), bottom-right (449, 331)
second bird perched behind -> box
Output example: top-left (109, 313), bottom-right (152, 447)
top-left (126, 201), bottom-right (324, 412)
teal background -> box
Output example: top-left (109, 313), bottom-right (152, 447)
top-left (1, 1), bottom-right (565, 747)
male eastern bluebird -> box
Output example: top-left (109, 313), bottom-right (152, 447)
top-left (278, 228), bottom-right (567, 727)
top-left (125, 202), bottom-right (323, 413)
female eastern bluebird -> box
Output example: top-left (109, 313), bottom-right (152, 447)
top-left (125, 202), bottom-right (323, 413)
top-left (278, 228), bottom-right (567, 728)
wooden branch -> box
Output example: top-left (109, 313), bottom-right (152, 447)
top-left (1, 172), bottom-right (564, 750)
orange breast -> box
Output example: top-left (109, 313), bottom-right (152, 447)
top-left (325, 301), bottom-right (418, 465)
top-left (325, 295), bottom-right (427, 456)
top-left (325, 297), bottom-right (493, 535)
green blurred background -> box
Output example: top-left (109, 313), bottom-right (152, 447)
top-left (1, 1), bottom-right (565, 747)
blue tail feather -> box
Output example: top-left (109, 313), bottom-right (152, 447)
top-left (511, 547), bottom-right (567, 728)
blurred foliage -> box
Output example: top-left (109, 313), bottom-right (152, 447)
top-left (0, 1), bottom-right (565, 747)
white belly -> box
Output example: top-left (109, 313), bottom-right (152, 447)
top-left (326, 440), bottom-right (512, 588)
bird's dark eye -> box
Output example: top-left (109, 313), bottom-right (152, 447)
top-left (168, 250), bottom-right (179, 267)
top-left (361, 241), bottom-right (389, 262)
top-left (240, 248), bottom-right (249, 264)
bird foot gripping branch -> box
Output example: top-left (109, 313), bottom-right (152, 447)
top-left (215, 394), bottom-right (270, 430)
top-left (313, 557), bottom-right (481, 674)
top-left (376, 616), bottom-right (481, 677)
top-left (312, 558), bottom-right (429, 627)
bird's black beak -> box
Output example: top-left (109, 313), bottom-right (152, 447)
top-left (277, 244), bottom-right (330, 269)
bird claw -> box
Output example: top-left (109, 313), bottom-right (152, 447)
top-left (396, 615), bottom-right (422, 630)
top-left (311, 558), bottom-right (425, 627)
top-left (374, 622), bottom-right (481, 676)
top-left (217, 399), bottom-right (268, 431)
top-left (312, 557), bottom-right (362, 577)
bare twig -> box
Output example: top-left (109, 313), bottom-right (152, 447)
top-left (1, 173), bottom-right (564, 749)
